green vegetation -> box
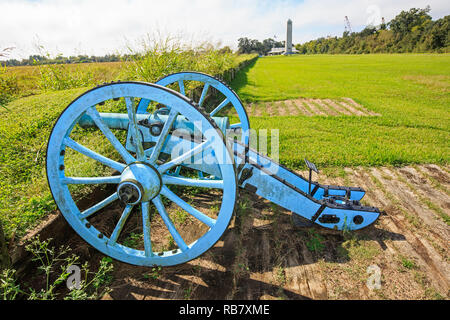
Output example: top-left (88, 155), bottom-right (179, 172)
top-left (0, 238), bottom-right (113, 300)
top-left (399, 255), bottom-right (418, 270)
top-left (0, 65), bottom-right (19, 108)
top-left (342, 236), bottom-right (380, 262)
top-left (0, 62), bottom-right (124, 101)
top-left (231, 54), bottom-right (449, 168)
top-left (143, 266), bottom-right (162, 280)
top-left (0, 88), bottom-right (86, 239)
top-left (37, 63), bottom-right (95, 91)
top-left (296, 7), bottom-right (449, 54)
top-left (237, 37), bottom-right (285, 55)
top-left (122, 232), bottom-right (144, 249)
top-left (305, 229), bottom-right (325, 253)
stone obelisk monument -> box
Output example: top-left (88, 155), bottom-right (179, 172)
top-left (285, 19), bottom-right (293, 54)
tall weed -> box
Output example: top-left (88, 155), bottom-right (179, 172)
top-left (36, 61), bottom-right (94, 91)
top-left (124, 34), bottom-right (239, 83)
top-left (0, 66), bottom-right (19, 108)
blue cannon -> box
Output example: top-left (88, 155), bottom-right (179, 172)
top-left (46, 72), bottom-right (380, 267)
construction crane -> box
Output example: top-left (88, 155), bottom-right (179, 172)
top-left (344, 16), bottom-right (353, 33)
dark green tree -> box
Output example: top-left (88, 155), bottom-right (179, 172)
top-left (389, 6), bottom-right (432, 37)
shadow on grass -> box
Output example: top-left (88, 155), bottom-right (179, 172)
top-left (229, 58), bottom-right (258, 96)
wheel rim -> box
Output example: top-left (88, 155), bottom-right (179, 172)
top-left (46, 82), bottom-right (237, 266)
top-left (152, 71), bottom-right (250, 146)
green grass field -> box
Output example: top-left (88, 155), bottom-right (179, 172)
top-left (231, 54), bottom-right (450, 168)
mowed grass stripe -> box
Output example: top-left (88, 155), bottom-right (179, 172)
top-left (324, 99), bottom-right (353, 115)
top-left (245, 98), bottom-right (380, 117)
top-left (342, 97), bottom-right (380, 116)
top-left (337, 99), bottom-right (366, 116)
top-left (297, 99), bottom-right (314, 115)
top-left (315, 99), bottom-right (339, 116)
top-left (273, 100), bottom-right (287, 116)
top-left (285, 99), bottom-right (300, 115)
top-left (304, 98), bottom-right (327, 115)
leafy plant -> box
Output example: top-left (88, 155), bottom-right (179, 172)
top-left (143, 266), bottom-right (162, 280)
top-left (64, 257), bottom-right (114, 300)
top-left (306, 229), bottom-right (325, 253)
top-left (0, 237), bottom-right (113, 300)
top-left (183, 286), bottom-right (192, 299)
top-left (171, 209), bottom-right (190, 225)
top-left (24, 237), bottom-right (78, 299)
top-left (399, 255), bottom-right (417, 270)
top-left (122, 232), bottom-right (143, 249)
top-left (0, 269), bottom-right (22, 300)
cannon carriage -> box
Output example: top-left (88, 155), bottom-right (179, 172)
top-left (46, 72), bottom-right (380, 266)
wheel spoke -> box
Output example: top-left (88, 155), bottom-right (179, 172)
top-left (141, 202), bottom-right (153, 257)
top-left (85, 106), bottom-right (135, 164)
top-left (198, 84), bottom-right (210, 108)
top-left (125, 97), bottom-right (145, 161)
top-left (210, 98), bottom-right (230, 117)
top-left (162, 175), bottom-right (224, 189)
top-left (64, 137), bottom-right (126, 172)
top-left (148, 108), bottom-right (179, 163)
top-left (160, 186), bottom-right (216, 228)
top-left (61, 176), bottom-right (121, 185)
top-left (152, 196), bottom-right (188, 252)
top-left (79, 193), bottom-right (119, 219)
top-left (158, 140), bottom-right (211, 174)
top-left (137, 98), bottom-right (151, 114)
top-left (178, 80), bottom-right (185, 96)
top-left (109, 204), bottom-right (133, 245)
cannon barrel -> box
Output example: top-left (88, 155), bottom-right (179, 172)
top-left (78, 112), bottom-right (230, 135)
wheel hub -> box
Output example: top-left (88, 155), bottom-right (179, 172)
top-left (117, 182), bottom-right (142, 204)
top-left (117, 163), bottom-right (161, 204)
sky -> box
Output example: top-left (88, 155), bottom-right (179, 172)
top-left (0, 0), bottom-right (449, 60)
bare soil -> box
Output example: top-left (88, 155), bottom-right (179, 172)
top-left (15, 165), bottom-right (449, 300)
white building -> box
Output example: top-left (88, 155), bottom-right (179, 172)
top-left (268, 47), bottom-right (299, 55)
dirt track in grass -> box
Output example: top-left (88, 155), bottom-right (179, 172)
top-left (247, 98), bottom-right (380, 117)
top-left (17, 164), bottom-right (449, 300)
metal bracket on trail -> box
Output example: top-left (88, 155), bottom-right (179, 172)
top-left (305, 158), bottom-right (319, 195)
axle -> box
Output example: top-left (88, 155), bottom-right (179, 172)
top-left (78, 112), bottom-right (230, 136)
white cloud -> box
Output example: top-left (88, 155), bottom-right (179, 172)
top-left (0, 0), bottom-right (448, 59)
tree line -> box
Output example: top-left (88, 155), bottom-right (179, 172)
top-left (1, 47), bottom-right (236, 67)
top-left (237, 37), bottom-right (285, 56)
top-left (1, 53), bottom-right (122, 67)
top-left (295, 7), bottom-right (449, 54)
